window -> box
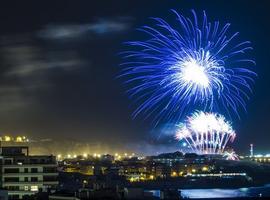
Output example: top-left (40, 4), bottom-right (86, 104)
top-left (43, 176), bottom-right (57, 182)
top-left (24, 177), bottom-right (28, 182)
top-left (43, 167), bottom-right (57, 173)
top-left (24, 168), bottom-right (28, 173)
top-left (30, 159), bottom-right (38, 164)
top-left (16, 159), bottom-right (25, 164)
top-left (24, 186), bottom-right (29, 191)
top-left (30, 185), bottom-right (38, 191)
top-left (31, 168), bottom-right (38, 173)
top-left (4, 168), bottom-right (19, 173)
top-left (9, 195), bottom-right (19, 200)
top-left (4, 159), bottom-right (12, 164)
top-left (5, 186), bottom-right (19, 191)
top-left (4, 177), bottom-right (19, 182)
top-left (31, 177), bottom-right (38, 182)
top-left (23, 195), bottom-right (31, 199)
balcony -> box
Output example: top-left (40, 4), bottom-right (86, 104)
top-left (3, 163), bottom-right (57, 167)
top-left (2, 172), bottom-right (58, 177)
top-left (2, 181), bottom-right (59, 186)
top-left (7, 190), bottom-right (36, 194)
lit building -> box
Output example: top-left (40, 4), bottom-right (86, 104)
top-left (0, 146), bottom-right (58, 199)
top-left (250, 144), bottom-right (254, 157)
top-left (251, 155), bottom-right (270, 163)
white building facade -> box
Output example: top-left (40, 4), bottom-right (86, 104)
top-left (0, 146), bottom-right (58, 199)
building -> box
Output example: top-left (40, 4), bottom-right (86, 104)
top-left (0, 146), bottom-right (58, 199)
top-left (250, 155), bottom-right (270, 163)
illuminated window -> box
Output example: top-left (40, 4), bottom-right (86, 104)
top-left (30, 186), bottom-right (38, 191)
top-left (24, 186), bottom-right (29, 191)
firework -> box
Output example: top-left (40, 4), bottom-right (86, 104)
top-left (120, 10), bottom-right (256, 124)
top-left (223, 150), bottom-right (239, 160)
top-left (175, 111), bottom-right (236, 154)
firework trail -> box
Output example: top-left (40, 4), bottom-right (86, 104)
top-left (223, 150), bottom-right (239, 160)
top-left (120, 10), bottom-right (256, 124)
top-left (175, 111), bottom-right (236, 154)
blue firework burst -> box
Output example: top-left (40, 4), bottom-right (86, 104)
top-left (120, 10), bottom-right (256, 124)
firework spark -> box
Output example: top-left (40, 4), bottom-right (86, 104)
top-left (223, 150), bottom-right (239, 160)
top-left (120, 10), bottom-right (256, 124)
top-left (175, 111), bottom-right (236, 154)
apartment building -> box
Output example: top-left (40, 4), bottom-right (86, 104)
top-left (0, 146), bottom-right (58, 199)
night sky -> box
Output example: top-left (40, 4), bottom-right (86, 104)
top-left (0, 0), bottom-right (269, 155)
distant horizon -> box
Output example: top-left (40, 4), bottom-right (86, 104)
top-left (0, 136), bottom-right (267, 156)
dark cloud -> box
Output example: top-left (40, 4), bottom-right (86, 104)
top-left (0, 34), bottom-right (89, 117)
top-left (2, 42), bottom-right (86, 78)
top-left (37, 17), bottom-right (132, 40)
